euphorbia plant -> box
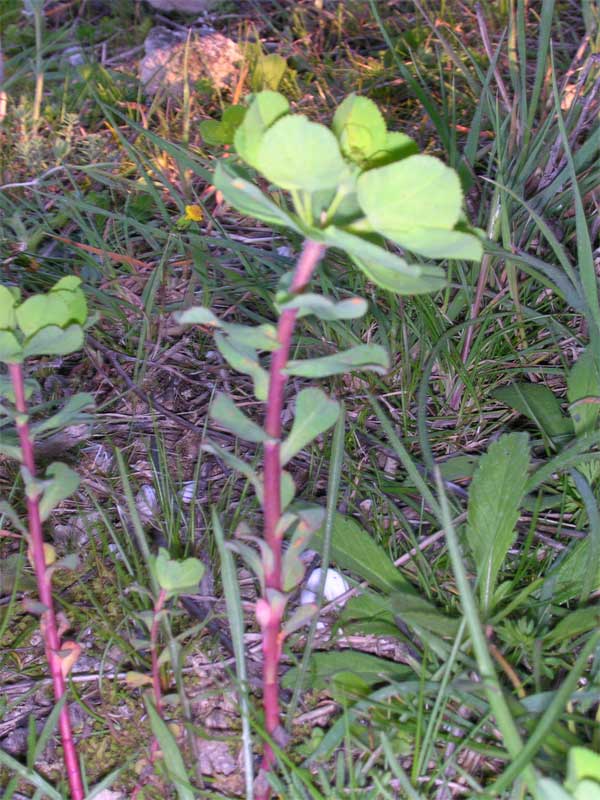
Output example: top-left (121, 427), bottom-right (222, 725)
top-left (0, 277), bottom-right (93, 800)
top-left (179, 91), bottom-right (482, 796)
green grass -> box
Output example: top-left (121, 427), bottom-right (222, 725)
top-left (1, 0), bottom-right (599, 797)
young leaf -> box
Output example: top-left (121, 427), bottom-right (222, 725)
top-left (221, 322), bottom-right (279, 352)
top-left (214, 332), bottom-right (269, 401)
top-left (176, 306), bottom-right (220, 327)
top-left (278, 293), bottom-right (368, 321)
top-left (281, 388), bottom-right (340, 464)
top-left (567, 347), bottom-right (600, 436)
top-left (285, 344), bottom-right (389, 378)
top-left (154, 548), bottom-right (205, 594)
top-left (332, 93), bottom-right (387, 163)
top-left (365, 130), bottom-right (419, 168)
top-left (213, 161), bottom-right (303, 233)
top-left (23, 325), bottom-right (84, 358)
top-left (282, 649), bottom-right (412, 691)
top-left (257, 115), bottom-right (348, 192)
top-left (466, 433), bottom-right (530, 615)
top-left (38, 462), bottom-right (80, 521)
top-left (0, 285), bottom-right (17, 330)
top-left (234, 90), bottom-right (290, 168)
top-left (16, 291), bottom-right (83, 338)
top-left (210, 392), bottom-right (268, 443)
top-left (311, 513), bottom-right (414, 593)
top-left (200, 104), bottom-right (246, 145)
top-left (493, 383), bottom-right (573, 442)
top-left (252, 54), bottom-right (287, 92)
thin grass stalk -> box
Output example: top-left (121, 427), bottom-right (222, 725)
top-left (260, 239), bottom-right (326, 785)
top-left (8, 363), bottom-right (85, 800)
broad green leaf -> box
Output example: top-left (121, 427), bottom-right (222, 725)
top-left (567, 747), bottom-right (600, 787)
top-left (285, 344), bottom-right (389, 378)
top-left (567, 347), bottom-right (600, 436)
top-left (492, 383), bottom-right (573, 441)
top-left (365, 130), bottom-right (419, 168)
top-left (154, 548), bottom-right (205, 594)
top-left (50, 284), bottom-right (87, 326)
top-left (466, 433), bottom-right (530, 615)
top-left (545, 607), bottom-right (600, 645)
top-left (321, 226), bottom-right (446, 295)
top-left (23, 324), bottom-right (84, 358)
top-left (200, 104), bottom-right (246, 145)
top-left (0, 441), bottom-right (22, 460)
top-left (31, 392), bottom-right (94, 437)
top-left (312, 513), bottom-right (414, 593)
top-left (545, 537), bottom-right (600, 602)
top-left (339, 591), bottom-right (400, 638)
top-left (51, 276), bottom-right (82, 293)
top-left (0, 331), bottom-right (23, 362)
top-left (282, 649), bottom-right (412, 692)
top-left (176, 306), bottom-right (220, 327)
top-left (233, 90), bottom-right (289, 168)
top-left (0, 285), bottom-right (17, 330)
top-left (332, 93), bottom-right (387, 163)
top-left (357, 154), bottom-right (462, 232)
top-left (213, 161), bottom-right (303, 233)
top-left (257, 115), bottom-right (347, 192)
top-left (279, 293), bottom-right (368, 321)
top-left (210, 392), bottom-right (268, 443)
top-left (17, 294), bottom-right (69, 337)
top-left (38, 462), bottom-right (80, 521)
top-left (536, 779), bottom-right (575, 800)
top-left (281, 388), bottom-right (340, 464)
top-left (214, 332), bottom-right (268, 401)
top-left (390, 590), bottom-right (460, 638)
top-left (144, 699), bottom-right (195, 800)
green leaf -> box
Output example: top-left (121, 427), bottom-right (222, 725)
top-left (23, 324), bottom-right (84, 358)
top-left (214, 332), bottom-right (268, 401)
top-left (38, 462), bottom-right (80, 522)
top-left (210, 392), bottom-right (268, 443)
top-left (493, 383), bottom-right (573, 442)
top-left (200, 104), bottom-right (246, 145)
top-left (536, 779), bottom-right (575, 800)
top-left (357, 154), bottom-right (481, 260)
top-left (567, 747), bottom-right (600, 787)
top-left (312, 513), bottom-right (413, 593)
top-left (281, 388), bottom-right (340, 464)
top-left (213, 160), bottom-right (303, 233)
top-left (567, 347), bottom-right (600, 436)
top-left (0, 500), bottom-right (28, 534)
top-left (285, 344), bottom-right (390, 378)
top-left (0, 285), bottom-right (17, 330)
top-left (176, 306), bottom-right (220, 327)
top-left (390, 590), bottom-right (460, 638)
top-left (546, 537), bottom-right (600, 602)
top-left (0, 331), bottom-right (23, 362)
top-left (50, 280), bottom-right (87, 325)
top-left (31, 392), bottom-right (94, 437)
top-left (339, 591), bottom-right (400, 638)
top-left (281, 542), bottom-right (306, 591)
top-left (282, 649), bottom-right (412, 692)
top-left (546, 607), bottom-right (600, 645)
top-left (154, 548), bottom-right (205, 594)
top-left (252, 53), bottom-right (287, 92)
top-left (257, 115), bottom-right (348, 192)
top-left (222, 322), bottom-right (279, 351)
top-left (321, 226), bottom-right (446, 295)
top-left (365, 130), bottom-right (419, 168)
top-left (234, 90), bottom-right (289, 168)
top-left (17, 294), bottom-right (73, 338)
top-left (144, 699), bottom-right (195, 800)
top-left (332, 93), bottom-right (387, 163)
top-left (358, 154), bottom-right (461, 231)
top-left (278, 293), bottom-right (368, 321)
top-left (282, 604), bottom-right (317, 636)
top-left (466, 433), bottom-right (530, 615)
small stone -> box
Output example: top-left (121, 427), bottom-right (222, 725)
top-left (145, 0), bottom-right (215, 11)
top-left (135, 485), bottom-right (159, 524)
top-left (196, 739), bottom-right (237, 775)
top-left (92, 791), bottom-right (125, 800)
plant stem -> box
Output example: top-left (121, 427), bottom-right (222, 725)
top-left (9, 363), bottom-right (85, 800)
top-left (150, 588), bottom-right (168, 715)
top-left (259, 239), bottom-right (326, 787)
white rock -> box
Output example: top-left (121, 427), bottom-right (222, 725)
top-left (300, 568), bottom-right (349, 607)
top-left (91, 791), bottom-right (124, 800)
top-left (180, 480), bottom-right (197, 504)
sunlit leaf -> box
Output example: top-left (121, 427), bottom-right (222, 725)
top-left (285, 344), bottom-right (389, 378)
top-left (210, 392), bottom-right (268, 443)
top-left (332, 93), bottom-right (387, 163)
top-left (493, 383), bottom-right (573, 442)
top-left (234, 90), bottom-right (290, 168)
top-left (154, 548), bottom-right (205, 594)
top-left (23, 325), bottom-right (84, 358)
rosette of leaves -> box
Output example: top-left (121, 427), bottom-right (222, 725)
top-left (212, 91), bottom-right (483, 296)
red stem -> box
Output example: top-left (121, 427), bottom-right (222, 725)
top-left (259, 240), bottom-right (326, 791)
top-left (9, 363), bottom-right (85, 800)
